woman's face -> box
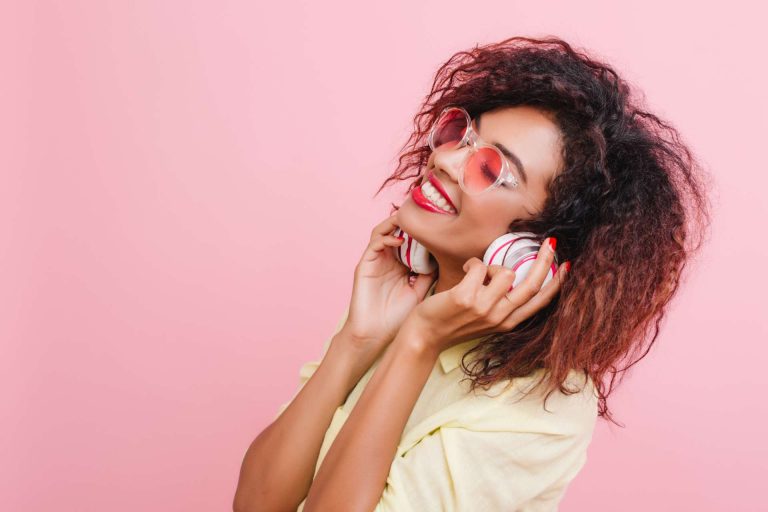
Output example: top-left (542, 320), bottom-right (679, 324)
top-left (397, 105), bottom-right (564, 273)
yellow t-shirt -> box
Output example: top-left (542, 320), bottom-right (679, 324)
top-left (274, 283), bottom-right (599, 511)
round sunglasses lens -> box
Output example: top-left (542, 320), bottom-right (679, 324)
top-left (463, 147), bottom-right (503, 193)
top-left (432, 109), bottom-right (468, 150)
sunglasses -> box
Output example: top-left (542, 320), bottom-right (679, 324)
top-left (427, 106), bottom-right (527, 196)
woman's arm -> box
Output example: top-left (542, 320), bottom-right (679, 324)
top-left (233, 328), bottom-right (378, 512)
top-left (235, 210), bottom-right (436, 512)
top-left (302, 249), bottom-right (567, 511)
top-left (302, 326), bottom-right (437, 512)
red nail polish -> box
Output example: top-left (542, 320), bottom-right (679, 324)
top-left (563, 261), bottom-right (571, 272)
top-left (548, 237), bottom-right (557, 251)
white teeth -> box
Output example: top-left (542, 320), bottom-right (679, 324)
top-left (421, 182), bottom-right (456, 213)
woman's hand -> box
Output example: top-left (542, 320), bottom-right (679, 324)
top-left (401, 237), bottom-right (569, 354)
top-left (341, 212), bottom-right (437, 359)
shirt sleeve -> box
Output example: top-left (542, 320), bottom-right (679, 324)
top-left (374, 382), bottom-right (598, 512)
top-left (273, 305), bottom-right (350, 421)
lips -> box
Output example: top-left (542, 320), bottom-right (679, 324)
top-left (426, 172), bottom-right (458, 212)
top-left (411, 185), bottom-right (454, 215)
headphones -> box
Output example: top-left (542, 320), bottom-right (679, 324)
top-left (392, 228), bottom-right (560, 290)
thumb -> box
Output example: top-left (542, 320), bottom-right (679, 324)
top-left (412, 271), bottom-right (437, 300)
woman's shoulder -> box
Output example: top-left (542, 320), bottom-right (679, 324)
top-left (454, 367), bottom-right (599, 437)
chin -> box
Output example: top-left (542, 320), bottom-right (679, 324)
top-left (397, 200), bottom-right (430, 235)
top-left (400, 208), bottom-right (441, 251)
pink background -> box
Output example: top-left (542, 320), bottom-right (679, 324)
top-left (2, 1), bottom-right (766, 510)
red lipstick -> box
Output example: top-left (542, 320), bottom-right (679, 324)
top-left (411, 184), bottom-right (456, 215)
top-left (427, 172), bottom-right (458, 212)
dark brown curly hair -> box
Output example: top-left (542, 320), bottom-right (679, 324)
top-left (373, 35), bottom-right (713, 426)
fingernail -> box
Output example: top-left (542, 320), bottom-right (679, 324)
top-left (548, 237), bottom-right (557, 251)
top-left (563, 261), bottom-right (571, 272)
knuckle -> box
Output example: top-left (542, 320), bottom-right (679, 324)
top-left (488, 309), bottom-right (506, 325)
top-left (501, 309), bottom-right (520, 327)
top-left (513, 281), bottom-right (531, 295)
top-left (518, 281), bottom-right (539, 297)
top-left (472, 301), bottom-right (490, 316)
top-left (453, 293), bottom-right (473, 309)
top-left (464, 257), bottom-right (482, 269)
top-left (500, 318), bottom-right (517, 331)
top-left (500, 268), bottom-right (515, 279)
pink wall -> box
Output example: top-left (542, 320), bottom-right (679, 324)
top-left (2, 1), bottom-right (765, 510)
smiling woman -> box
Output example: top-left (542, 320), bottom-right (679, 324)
top-left (235, 35), bottom-right (712, 512)
top-left (380, 36), bottom-right (712, 419)
top-left (398, 104), bottom-right (567, 293)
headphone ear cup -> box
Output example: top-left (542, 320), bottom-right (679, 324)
top-left (392, 227), bottom-right (437, 275)
top-left (483, 232), bottom-right (559, 289)
top-left (409, 237), bottom-right (437, 275)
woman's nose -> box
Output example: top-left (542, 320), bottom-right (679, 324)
top-left (430, 146), bottom-right (468, 184)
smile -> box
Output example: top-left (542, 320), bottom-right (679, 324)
top-left (410, 173), bottom-right (458, 215)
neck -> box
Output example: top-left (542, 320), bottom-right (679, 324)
top-left (431, 264), bottom-right (467, 294)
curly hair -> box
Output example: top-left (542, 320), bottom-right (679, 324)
top-left (373, 35), bottom-right (713, 426)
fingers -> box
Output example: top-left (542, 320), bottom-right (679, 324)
top-left (484, 264), bottom-right (517, 298)
top-left (499, 261), bottom-right (569, 329)
top-left (360, 213), bottom-right (404, 263)
top-left (456, 257), bottom-right (489, 297)
top-left (507, 237), bottom-right (558, 304)
top-left (371, 212), bottom-right (401, 241)
top-left (368, 234), bottom-right (405, 253)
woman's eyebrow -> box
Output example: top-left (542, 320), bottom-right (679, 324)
top-left (476, 114), bottom-right (529, 186)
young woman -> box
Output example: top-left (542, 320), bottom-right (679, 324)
top-left (234, 36), bottom-right (711, 512)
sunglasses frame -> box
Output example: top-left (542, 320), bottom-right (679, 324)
top-left (427, 106), bottom-right (524, 196)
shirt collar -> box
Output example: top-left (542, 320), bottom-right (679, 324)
top-left (438, 337), bottom-right (485, 373)
top-left (425, 280), bottom-right (486, 374)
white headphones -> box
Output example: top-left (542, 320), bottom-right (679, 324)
top-left (392, 228), bottom-right (560, 289)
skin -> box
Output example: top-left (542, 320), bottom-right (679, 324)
top-left (397, 105), bottom-right (565, 294)
top-left (303, 242), bottom-right (568, 512)
top-left (233, 105), bottom-right (570, 512)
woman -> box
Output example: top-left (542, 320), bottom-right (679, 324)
top-left (234, 36), bottom-right (711, 511)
